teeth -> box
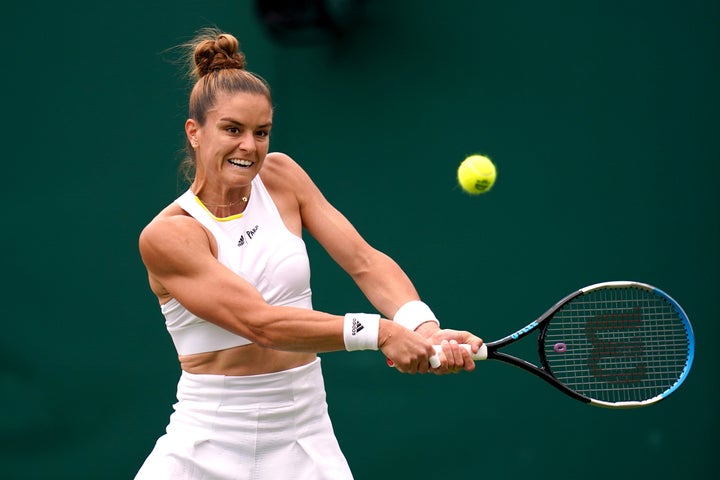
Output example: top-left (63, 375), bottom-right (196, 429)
top-left (229, 159), bottom-right (253, 167)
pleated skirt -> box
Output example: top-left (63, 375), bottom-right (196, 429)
top-left (134, 358), bottom-right (353, 480)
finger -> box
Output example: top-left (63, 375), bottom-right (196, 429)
top-left (431, 341), bottom-right (453, 374)
top-left (470, 336), bottom-right (484, 353)
top-left (450, 340), bottom-right (466, 367)
top-left (438, 339), bottom-right (472, 372)
top-left (417, 357), bottom-right (430, 374)
top-left (387, 357), bottom-right (408, 373)
top-left (440, 340), bottom-right (461, 370)
top-left (435, 340), bottom-right (450, 370)
top-left (460, 343), bottom-right (477, 371)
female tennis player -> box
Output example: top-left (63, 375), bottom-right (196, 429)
top-left (134, 28), bottom-right (483, 480)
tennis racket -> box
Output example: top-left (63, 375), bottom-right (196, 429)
top-left (391, 281), bottom-right (695, 408)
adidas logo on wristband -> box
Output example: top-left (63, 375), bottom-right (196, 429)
top-left (343, 313), bottom-right (379, 351)
top-left (351, 317), bottom-right (364, 335)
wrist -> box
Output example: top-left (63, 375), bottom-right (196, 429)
top-left (378, 318), bottom-right (399, 349)
top-left (343, 313), bottom-right (381, 351)
top-left (414, 321), bottom-right (441, 338)
top-left (393, 300), bottom-right (439, 331)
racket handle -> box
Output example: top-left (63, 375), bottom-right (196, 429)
top-left (387, 344), bottom-right (488, 368)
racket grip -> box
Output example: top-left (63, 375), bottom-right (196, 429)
top-left (387, 344), bottom-right (488, 368)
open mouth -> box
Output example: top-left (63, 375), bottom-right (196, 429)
top-left (228, 159), bottom-right (254, 168)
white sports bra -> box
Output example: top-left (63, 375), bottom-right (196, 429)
top-left (161, 175), bottom-right (313, 355)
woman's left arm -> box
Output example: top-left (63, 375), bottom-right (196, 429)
top-left (264, 153), bottom-right (482, 370)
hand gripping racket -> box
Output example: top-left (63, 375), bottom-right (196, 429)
top-left (391, 281), bottom-right (695, 408)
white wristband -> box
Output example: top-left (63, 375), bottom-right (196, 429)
top-left (343, 313), bottom-right (380, 351)
top-left (393, 301), bottom-right (439, 331)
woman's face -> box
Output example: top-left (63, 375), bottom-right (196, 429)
top-left (187, 91), bottom-right (273, 189)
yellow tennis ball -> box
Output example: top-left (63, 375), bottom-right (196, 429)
top-left (457, 154), bottom-right (497, 194)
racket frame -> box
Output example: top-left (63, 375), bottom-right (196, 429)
top-left (482, 281), bottom-right (695, 408)
top-left (483, 288), bottom-right (589, 403)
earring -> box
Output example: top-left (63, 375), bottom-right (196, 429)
top-left (191, 137), bottom-right (198, 148)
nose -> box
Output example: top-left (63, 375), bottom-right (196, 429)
top-left (237, 131), bottom-right (256, 152)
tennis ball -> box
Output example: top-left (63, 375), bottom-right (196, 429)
top-left (457, 154), bottom-right (497, 194)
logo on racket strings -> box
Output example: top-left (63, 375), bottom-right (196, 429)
top-left (585, 306), bottom-right (645, 384)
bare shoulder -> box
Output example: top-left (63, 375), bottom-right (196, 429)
top-left (139, 203), bottom-right (196, 247)
top-left (138, 204), bottom-right (213, 271)
top-left (261, 152), bottom-right (321, 204)
top-left (261, 152), bottom-right (310, 183)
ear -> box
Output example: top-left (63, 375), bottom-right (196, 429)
top-left (185, 119), bottom-right (199, 147)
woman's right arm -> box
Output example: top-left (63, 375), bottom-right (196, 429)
top-left (138, 214), bottom-right (436, 373)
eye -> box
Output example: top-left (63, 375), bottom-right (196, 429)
top-left (256, 129), bottom-right (270, 138)
top-left (226, 126), bottom-right (240, 134)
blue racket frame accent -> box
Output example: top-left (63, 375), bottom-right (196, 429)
top-left (653, 286), bottom-right (695, 399)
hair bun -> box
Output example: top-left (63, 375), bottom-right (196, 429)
top-left (193, 32), bottom-right (246, 78)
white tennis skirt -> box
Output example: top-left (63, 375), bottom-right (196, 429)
top-left (134, 358), bottom-right (353, 480)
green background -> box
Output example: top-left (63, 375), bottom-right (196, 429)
top-left (3, 1), bottom-right (717, 478)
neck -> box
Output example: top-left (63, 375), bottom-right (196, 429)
top-left (192, 184), bottom-right (251, 217)
top-left (191, 180), bottom-right (251, 205)
top-left (196, 194), bottom-right (248, 208)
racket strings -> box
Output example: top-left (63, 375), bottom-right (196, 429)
top-left (542, 286), bottom-right (691, 404)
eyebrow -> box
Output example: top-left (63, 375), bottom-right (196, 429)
top-left (219, 117), bottom-right (273, 128)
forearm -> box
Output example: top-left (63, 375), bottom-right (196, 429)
top-left (246, 305), bottom-right (346, 351)
top-left (224, 303), bottom-right (436, 374)
top-left (350, 250), bottom-right (440, 333)
top-left (209, 296), bottom-right (408, 355)
top-left (350, 249), bottom-right (421, 317)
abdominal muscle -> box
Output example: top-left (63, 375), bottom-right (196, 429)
top-left (179, 343), bottom-right (317, 376)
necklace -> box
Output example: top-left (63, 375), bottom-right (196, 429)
top-left (196, 194), bottom-right (248, 208)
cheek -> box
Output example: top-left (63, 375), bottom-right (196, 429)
top-left (257, 141), bottom-right (270, 154)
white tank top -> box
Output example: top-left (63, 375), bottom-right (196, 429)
top-left (161, 175), bottom-right (313, 355)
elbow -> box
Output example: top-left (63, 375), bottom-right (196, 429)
top-left (245, 326), bottom-right (276, 349)
top-left (238, 306), bottom-right (285, 349)
top-left (344, 248), bottom-right (379, 280)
